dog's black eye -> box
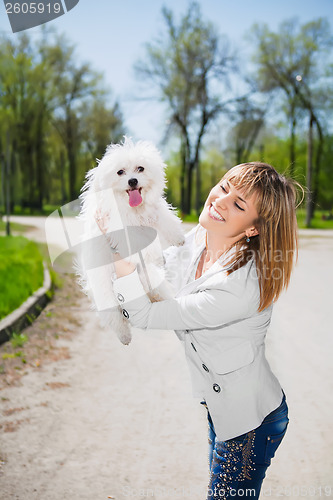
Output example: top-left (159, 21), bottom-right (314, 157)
top-left (117, 170), bottom-right (125, 176)
top-left (137, 166), bottom-right (144, 172)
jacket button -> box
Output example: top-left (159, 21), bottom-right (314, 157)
top-left (122, 309), bottom-right (129, 319)
top-left (117, 293), bottom-right (124, 302)
top-left (213, 383), bottom-right (221, 393)
top-left (202, 364), bottom-right (209, 372)
top-left (191, 342), bottom-right (197, 352)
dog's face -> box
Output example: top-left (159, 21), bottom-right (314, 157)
top-left (94, 138), bottom-right (166, 208)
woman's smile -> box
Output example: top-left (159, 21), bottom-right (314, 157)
top-left (199, 179), bottom-right (260, 256)
top-left (209, 203), bottom-right (225, 222)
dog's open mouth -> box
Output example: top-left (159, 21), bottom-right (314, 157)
top-left (126, 187), bottom-right (143, 207)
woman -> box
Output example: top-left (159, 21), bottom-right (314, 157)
top-left (96, 162), bottom-right (299, 499)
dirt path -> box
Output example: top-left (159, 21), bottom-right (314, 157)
top-left (0, 280), bottom-right (208, 500)
top-left (0, 219), bottom-right (332, 499)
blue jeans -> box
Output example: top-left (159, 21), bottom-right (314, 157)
top-left (201, 392), bottom-right (289, 499)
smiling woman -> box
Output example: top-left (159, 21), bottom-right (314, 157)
top-left (217, 163), bottom-right (300, 311)
top-left (199, 176), bottom-right (260, 260)
top-left (103, 161), bottom-right (301, 499)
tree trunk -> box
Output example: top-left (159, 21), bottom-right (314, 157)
top-left (289, 105), bottom-right (296, 178)
top-left (5, 130), bottom-right (11, 236)
top-left (35, 117), bottom-right (44, 211)
top-left (195, 158), bottom-right (201, 216)
top-left (66, 111), bottom-right (77, 201)
top-left (180, 140), bottom-right (187, 215)
top-left (28, 143), bottom-right (34, 211)
top-left (186, 161), bottom-right (195, 215)
top-left (259, 144), bottom-right (264, 161)
top-left (305, 114), bottom-right (314, 228)
top-left (60, 150), bottom-right (67, 205)
top-left (236, 136), bottom-right (243, 165)
top-left (193, 120), bottom-right (206, 216)
top-left (311, 121), bottom-right (324, 219)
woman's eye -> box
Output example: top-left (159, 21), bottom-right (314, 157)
top-left (220, 184), bottom-right (245, 211)
top-left (117, 170), bottom-right (124, 176)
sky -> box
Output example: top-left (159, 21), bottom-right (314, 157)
top-left (0, 0), bottom-right (332, 152)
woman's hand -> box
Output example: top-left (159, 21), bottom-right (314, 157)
top-left (95, 208), bottom-right (109, 236)
top-left (94, 209), bottom-right (136, 278)
top-left (113, 258), bottom-right (136, 278)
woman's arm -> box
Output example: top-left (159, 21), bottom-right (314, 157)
top-left (113, 268), bottom-right (252, 331)
top-left (94, 209), bottom-right (176, 279)
top-left (94, 210), bottom-right (137, 278)
top-left (95, 213), bottom-right (245, 332)
top-left (112, 253), bottom-right (136, 278)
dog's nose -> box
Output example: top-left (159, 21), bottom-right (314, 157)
top-left (128, 178), bottom-right (138, 188)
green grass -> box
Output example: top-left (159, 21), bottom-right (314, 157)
top-left (12, 204), bottom-right (59, 216)
top-left (0, 219), bottom-right (33, 233)
top-left (0, 236), bottom-right (44, 320)
top-left (182, 212), bottom-right (200, 223)
top-left (10, 332), bottom-right (28, 348)
top-left (296, 209), bottom-right (333, 229)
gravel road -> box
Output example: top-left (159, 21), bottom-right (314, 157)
top-left (0, 217), bottom-right (332, 500)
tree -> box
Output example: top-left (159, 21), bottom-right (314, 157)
top-left (135, 2), bottom-right (237, 215)
top-left (0, 28), bottom-right (125, 209)
top-left (0, 34), bottom-right (38, 211)
top-left (227, 95), bottom-right (266, 164)
top-left (47, 35), bottom-right (101, 200)
top-left (249, 18), bottom-right (333, 225)
top-left (79, 98), bottom-right (125, 163)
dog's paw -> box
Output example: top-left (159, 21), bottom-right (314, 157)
top-left (176, 237), bottom-right (185, 246)
top-left (169, 236), bottom-right (185, 247)
top-left (147, 291), bottom-right (163, 302)
top-left (164, 234), bottom-right (185, 248)
top-left (118, 331), bottom-right (132, 346)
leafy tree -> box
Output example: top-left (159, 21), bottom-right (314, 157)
top-left (47, 35), bottom-right (101, 200)
top-left (166, 145), bottom-right (227, 214)
top-left (79, 98), bottom-right (125, 163)
top-left (0, 34), bottom-right (38, 210)
top-left (227, 95), bottom-right (266, 164)
top-left (0, 28), bottom-right (125, 210)
top-left (249, 17), bottom-right (333, 225)
top-left (135, 1), bottom-right (237, 215)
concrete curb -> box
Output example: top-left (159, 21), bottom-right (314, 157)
top-left (0, 263), bottom-right (52, 345)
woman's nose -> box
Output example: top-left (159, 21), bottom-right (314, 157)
top-left (215, 194), bottom-right (228, 210)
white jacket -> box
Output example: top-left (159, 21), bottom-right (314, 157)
top-left (113, 224), bottom-right (283, 441)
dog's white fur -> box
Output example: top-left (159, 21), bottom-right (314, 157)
top-left (75, 136), bottom-right (185, 345)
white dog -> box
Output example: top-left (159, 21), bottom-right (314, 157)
top-left (76, 136), bottom-right (185, 345)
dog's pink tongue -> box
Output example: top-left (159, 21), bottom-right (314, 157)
top-left (128, 189), bottom-right (142, 207)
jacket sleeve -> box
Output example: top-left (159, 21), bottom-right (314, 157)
top-left (113, 268), bottom-right (252, 331)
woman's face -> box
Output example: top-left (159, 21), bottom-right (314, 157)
top-left (199, 178), bottom-right (260, 242)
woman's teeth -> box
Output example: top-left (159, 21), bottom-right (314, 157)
top-left (209, 204), bottom-right (225, 221)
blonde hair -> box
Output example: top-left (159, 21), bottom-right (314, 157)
top-left (220, 162), bottom-right (301, 312)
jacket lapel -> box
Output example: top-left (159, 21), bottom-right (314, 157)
top-left (175, 229), bottom-right (238, 299)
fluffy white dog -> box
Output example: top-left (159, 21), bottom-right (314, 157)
top-left (76, 136), bottom-right (185, 345)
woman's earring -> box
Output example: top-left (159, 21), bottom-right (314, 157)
top-left (246, 236), bottom-right (250, 243)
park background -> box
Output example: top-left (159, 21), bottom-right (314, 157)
top-left (0, 1), bottom-right (333, 499)
top-left (0, 0), bottom-right (333, 224)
